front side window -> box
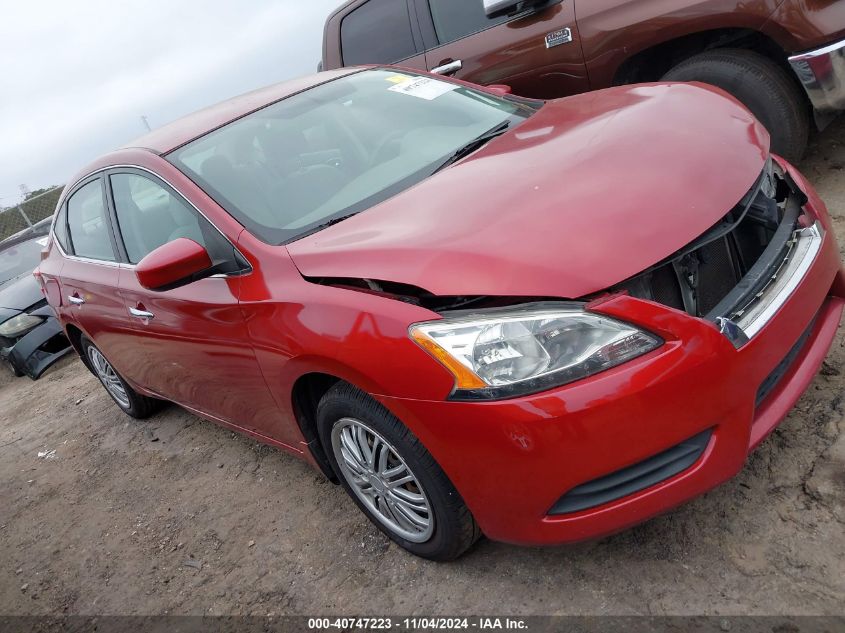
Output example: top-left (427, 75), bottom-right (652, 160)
top-left (66, 180), bottom-right (115, 261)
top-left (341, 0), bottom-right (418, 65)
top-left (427, 0), bottom-right (510, 45)
top-left (168, 69), bottom-right (532, 244)
top-left (110, 172), bottom-right (239, 270)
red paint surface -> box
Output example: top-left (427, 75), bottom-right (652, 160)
top-left (135, 238), bottom-right (212, 290)
top-left (38, 72), bottom-right (845, 545)
top-left (288, 81), bottom-right (769, 298)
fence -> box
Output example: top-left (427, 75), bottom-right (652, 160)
top-left (0, 186), bottom-right (63, 242)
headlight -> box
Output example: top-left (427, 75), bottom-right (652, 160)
top-left (0, 314), bottom-right (45, 338)
top-left (409, 303), bottom-right (662, 400)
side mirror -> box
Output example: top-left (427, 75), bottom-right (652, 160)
top-left (483, 0), bottom-right (540, 18)
top-left (136, 238), bottom-right (213, 291)
top-left (487, 84), bottom-right (513, 96)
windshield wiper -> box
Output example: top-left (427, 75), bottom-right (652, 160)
top-left (431, 121), bottom-right (512, 174)
top-left (311, 213), bottom-right (359, 232)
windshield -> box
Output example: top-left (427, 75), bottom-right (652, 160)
top-left (167, 69), bottom-right (533, 244)
top-left (0, 236), bottom-right (45, 285)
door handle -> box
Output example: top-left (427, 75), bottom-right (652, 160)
top-left (431, 59), bottom-right (462, 75)
top-left (68, 295), bottom-right (85, 305)
top-left (129, 306), bottom-right (155, 319)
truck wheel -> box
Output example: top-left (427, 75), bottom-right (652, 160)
top-left (662, 49), bottom-right (809, 162)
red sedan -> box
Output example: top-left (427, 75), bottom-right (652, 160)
top-left (37, 68), bottom-right (844, 560)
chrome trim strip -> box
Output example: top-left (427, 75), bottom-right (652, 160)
top-left (735, 222), bottom-right (823, 339)
top-left (789, 36), bottom-right (845, 62)
top-left (788, 36), bottom-right (845, 112)
top-left (50, 164), bottom-right (250, 276)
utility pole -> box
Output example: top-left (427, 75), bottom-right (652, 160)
top-left (17, 185), bottom-right (33, 227)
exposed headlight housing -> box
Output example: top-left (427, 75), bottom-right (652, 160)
top-left (410, 303), bottom-right (662, 400)
top-left (0, 314), bottom-right (45, 338)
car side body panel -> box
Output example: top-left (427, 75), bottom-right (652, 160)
top-left (323, 0), bottom-right (844, 106)
top-left (575, 0), bottom-right (786, 88)
top-left (55, 258), bottom-right (127, 370)
top-left (116, 271), bottom-right (284, 437)
top-left (418, 0), bottom-right (590, 98)
top-left (234, 228), bottom-right (455, 449)
top-left (761, 0), bottom-right (845, 53)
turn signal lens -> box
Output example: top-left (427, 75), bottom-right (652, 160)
top-left (410, 328), bottom-right (487, 390)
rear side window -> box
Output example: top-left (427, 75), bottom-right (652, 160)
top-left (66, 180), bottom-right (116, 261)
top-left (427, 0), bottom-right (510, 45)
top-left (341, 0), bottom-right (417, 65)
top-left (53, 205), bottom-right (69, 252)
top-left (110, 172), bottom-right (238, 267)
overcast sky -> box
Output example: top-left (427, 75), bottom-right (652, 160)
top-left (0, 0), bottom-right (344, 207)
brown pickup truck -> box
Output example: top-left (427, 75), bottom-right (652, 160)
top-left (322, 0), bottom-right (845, 161)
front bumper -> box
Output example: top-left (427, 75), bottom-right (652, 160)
top-left (789, 36), bottom-right (845, 112)
top-left (1, 314), bottom-right (72, 380)
top-left (376, 163), bottom-right (845, 546)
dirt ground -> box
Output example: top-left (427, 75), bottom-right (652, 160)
top-left (1, 122), bottom-right (844, 618)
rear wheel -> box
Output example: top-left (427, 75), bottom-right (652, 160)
top-left (662, 49), bottom-right (810, 162)
top-left (80, 336), bottom-right (162, 419)
top-left (317, 382), bottom-right (480, 560)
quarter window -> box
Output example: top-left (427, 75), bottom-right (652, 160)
top-left (110, 173), bottom-right (220, 265)
top-left (427, 0), bottom-right (510, 45)
top-left (341, 0), bottom-right (418, 65)
top-left (66, 180), bottom-right (115, 261)
top-left (53, 205), bottom-right (70, 252)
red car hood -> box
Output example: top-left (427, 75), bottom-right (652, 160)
top-left (287, 82), bottom-right (769, 298)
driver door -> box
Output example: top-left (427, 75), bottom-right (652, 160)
top-left (106, 169), bottom-right (280, 435)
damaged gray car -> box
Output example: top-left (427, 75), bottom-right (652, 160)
top-left (0, 224), bottom-right (72, 378)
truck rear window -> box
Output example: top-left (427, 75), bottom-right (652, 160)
top-left (341, 0), bottom-right (418, 65)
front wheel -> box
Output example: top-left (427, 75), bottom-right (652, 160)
top-left (662, 49), bottom-right (810, 162)
top-left (317, 382), bottom-right (480, 560)
top-left (80, 336), bottom-right (163, 419)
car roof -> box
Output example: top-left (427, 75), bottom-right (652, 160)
top-left (121, 68), bottom-right (360, 155)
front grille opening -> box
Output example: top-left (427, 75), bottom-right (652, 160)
top-left (548, 429), bottom-right (712, 515)
top-left (612, 160), bottom-right (805, 320)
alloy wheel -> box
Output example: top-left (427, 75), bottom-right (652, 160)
top-left (87, 347), bottom-right (131, 409)
top-left (331, 417), bottom-right (434, 543)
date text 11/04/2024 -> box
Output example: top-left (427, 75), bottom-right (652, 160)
top-left (306, 617), bottom-right (528, 630)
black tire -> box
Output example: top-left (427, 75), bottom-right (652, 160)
top-left (79, 336), bottom-right (163, 419)
top-left (662, 49), bottom-right (810, 162)
top-left (316, 382), bottom-right (480, 561)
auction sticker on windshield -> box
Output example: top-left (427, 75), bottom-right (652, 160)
top-left (388, 76), bottom-right (458, 100)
